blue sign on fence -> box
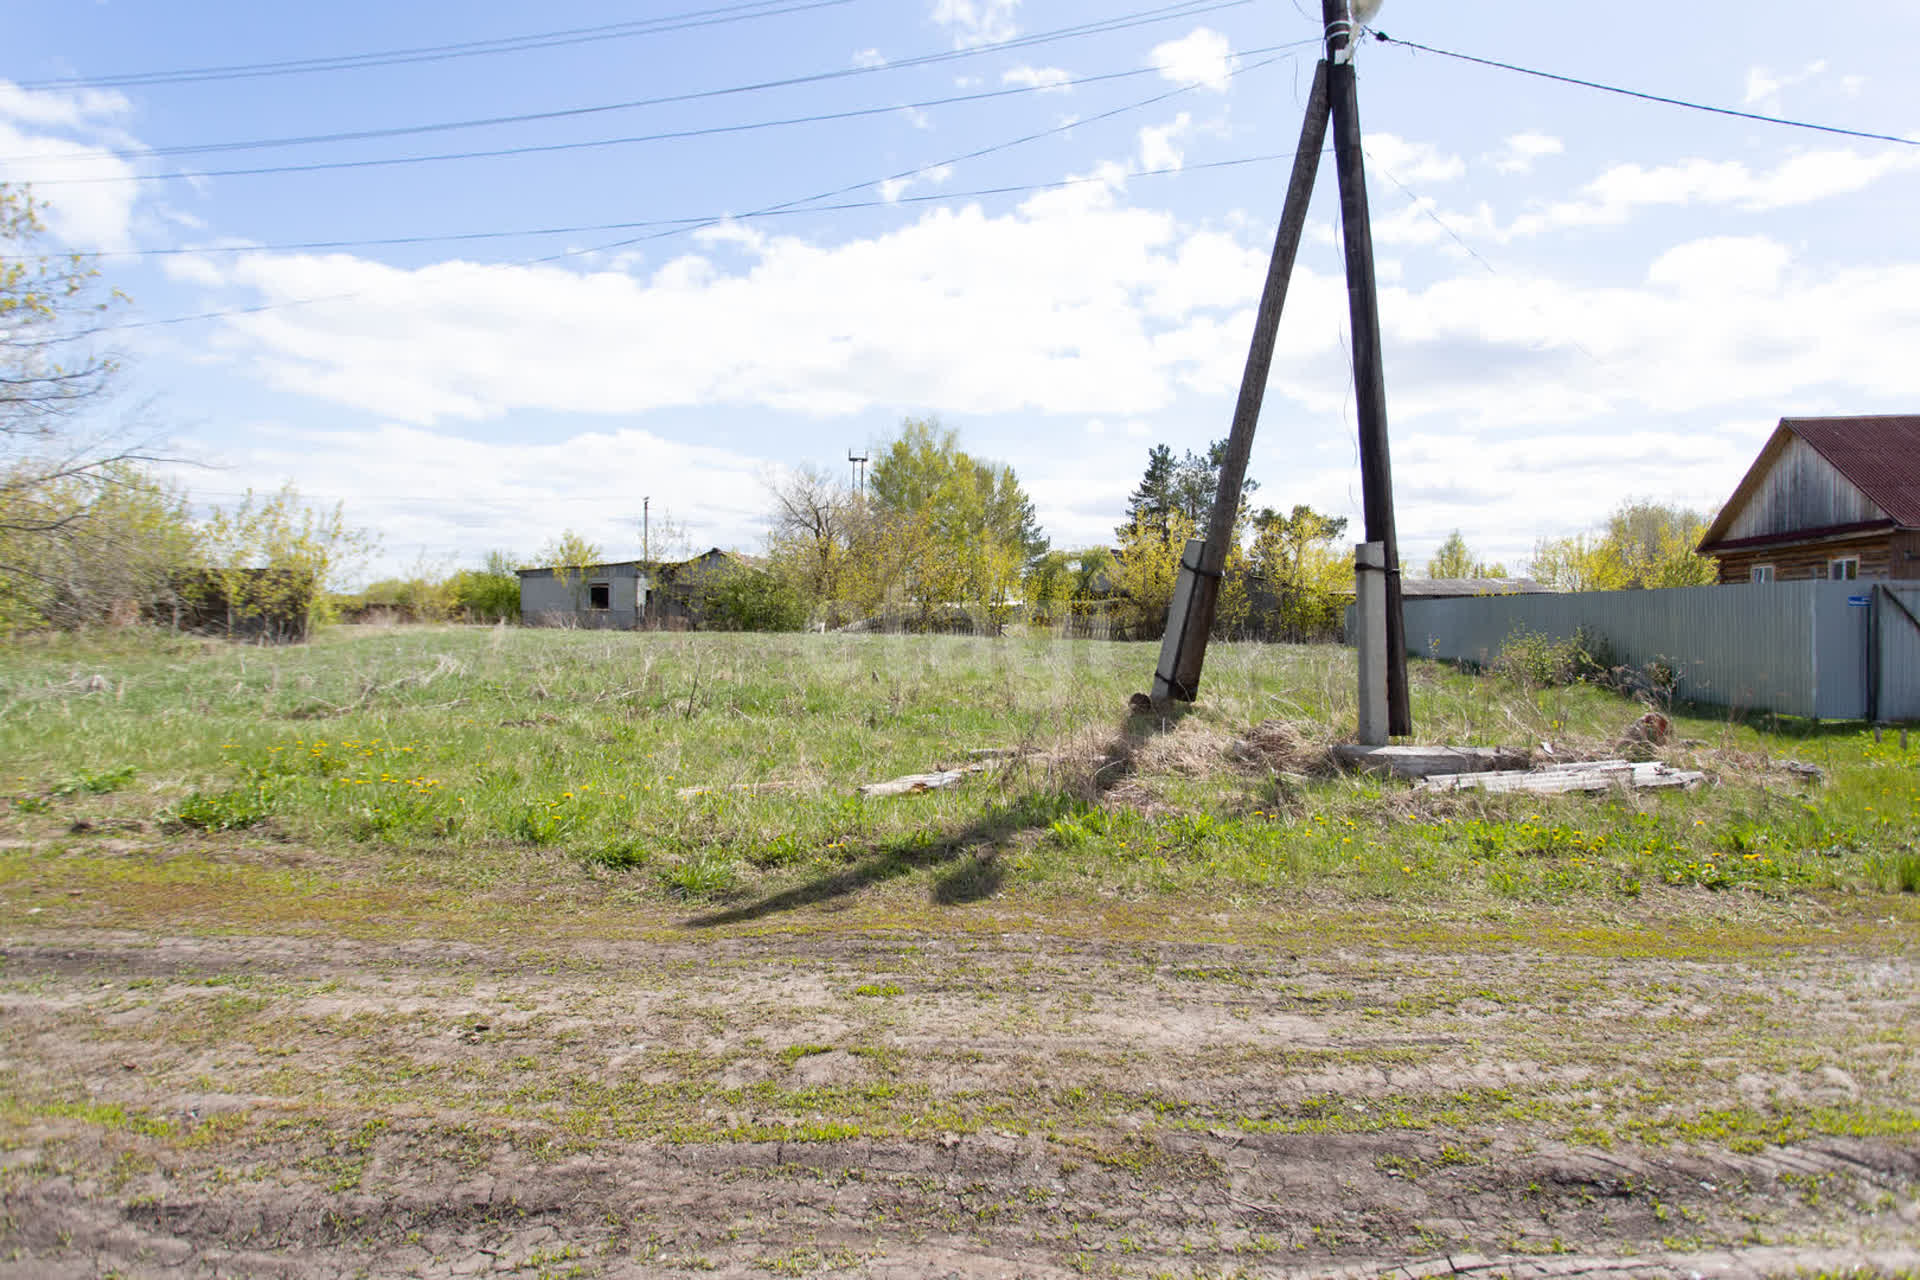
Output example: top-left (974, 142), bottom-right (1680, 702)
top-left (1848, 595), bottom-right (1872, 607)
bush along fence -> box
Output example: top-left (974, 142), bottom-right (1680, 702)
top-left (1372, 580), bottom-right (1920, 723)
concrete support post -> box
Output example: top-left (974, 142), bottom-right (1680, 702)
top-left (1355, 541), bottom-right (1388, 746)
top-left (1152, 539), bottom-right (1208, 704)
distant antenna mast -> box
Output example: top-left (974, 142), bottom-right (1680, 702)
top-left (847, 448), bottom-right (869, 495)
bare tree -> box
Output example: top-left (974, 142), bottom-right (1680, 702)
top-left (764, 464), bottom-right (853, 603)
top-left (0, 184), bottom-right (196, 630)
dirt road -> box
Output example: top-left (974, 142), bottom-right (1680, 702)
top-left (3, 920), bottom-right (1917, 1278)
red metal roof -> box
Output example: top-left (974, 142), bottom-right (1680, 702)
top-left (1786, 415), bottom-right (1920, 527)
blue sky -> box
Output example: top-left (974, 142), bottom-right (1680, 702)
top-left (5, 0), bottom-right (1917, 581)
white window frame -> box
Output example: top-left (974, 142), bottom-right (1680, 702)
top-left (1828, 557), bottom-right (1860, 581)
top-left (1749, 564), bottom-right (1775, 584)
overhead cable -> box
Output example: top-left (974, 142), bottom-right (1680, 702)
top-left (36, 53), bottom-right (1289, 337)
top-left (9, 0), bottom-right (1247, 166)
top-left (19, 49), bottom-right (1311, 186)
top-left (15, 0), bottom-right (856, 91)
top-left (13, 149), bottom-right (1318, 264)
top-left (1374, 33), bottom-right (1919, 148)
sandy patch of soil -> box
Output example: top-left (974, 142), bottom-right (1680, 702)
top-left (2, 927), bottom-right (1917, 1278)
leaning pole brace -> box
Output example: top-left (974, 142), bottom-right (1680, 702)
top-left (1151, 63), bottom-right (1333, 704)
top-left (1322, 0), bottom-right (1412, 735)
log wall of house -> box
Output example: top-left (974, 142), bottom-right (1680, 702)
top-left (1715, 532), bottom-right (1896, 583)
top-left (1897, 530), bottom-right (1920, 578)
top-left (1722, 434), bottom-right (1890, 540)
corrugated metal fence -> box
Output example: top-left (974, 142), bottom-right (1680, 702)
top-left (1384, 581), bottom-right (1920, 721)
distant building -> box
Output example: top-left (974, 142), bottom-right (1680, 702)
top-left (516, 549), bottom-right (740, 629)
top-left (1698, 416), bottom-right (1920, 583)
top-left (1399, 576), bottom-right (1554, 599)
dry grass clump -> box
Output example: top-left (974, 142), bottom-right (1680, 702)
top-left (1225, 718), bottom-right (1340, 778)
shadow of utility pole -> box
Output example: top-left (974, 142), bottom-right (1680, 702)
top-left (681, 702), bottom-right (1192, 929)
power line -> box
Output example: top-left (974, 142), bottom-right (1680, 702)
top-left (30, 52), bottom-right (1297, 340)
top-left (8, 151), bottom-right (1314, 264)
top-left (9, 0), bottom-right (1246, 167)
top-left (14, 0), bottom-right (855, 91)
top-left (18, 53), bottom-right (1273, 187)
top-left (7, 146), bottom-right (1321, 267)
top-left (1373, 32), bottom-right (1920, 149)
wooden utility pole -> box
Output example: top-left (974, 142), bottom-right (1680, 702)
top-left (1322, 0), bottom-right (1411, 735)
top-left (1153, 65), bottom-right (1332, 703)
top-left (1151, 1), bottom-right (1410, 738)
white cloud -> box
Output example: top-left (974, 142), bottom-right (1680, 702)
top-left (1644, 236), bottom-right (1791, 294)
top-left (851, 48), bottom-right (887, 68)
top-left (1150, 28), bottom-right (1237, 93)
top-left (1364, 134), bottom-right (1465, 184)
top-left (1002, 65), bottom-right (1073, 93)
top-left (930, 0), bottom-right (1019, 49)
top-left (1743, 59), bottom-right (1827, 105)
top-left (199, 193), bottom-right (1234, 424)
top-left (1512, 148), bottom-right (1920, 236)
top-left (1137, 114), bottom-right (1193, 172)
top-left (0, 81), bottom-right (144, 252)
top-left (1369, 198), bottom-right (1501, 250)
top-left (177, 189), bottom-right (1920, 570)
top-left (874, 164), bottom-right (954, 204)
top-left (0, 81), bottom-right (132, 129)
top-left (1488, 131), bottom-right (1564, 175)
top-left (171, 423), bottom-right (776, 577)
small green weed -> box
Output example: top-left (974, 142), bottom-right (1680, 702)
top-left (659, 849), bottom-right (740, 900)
top-left (172, 783), bottom-right (276, 831)
top-left (583, 835), bottom-right (652, 869)
top-left (1886, 852), bottom-right (1920, 894)
top-left (51, 765), bottom-right (137, 796)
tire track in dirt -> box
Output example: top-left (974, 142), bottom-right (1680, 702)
top-left (2, 928), bottom-right (1916, 1277)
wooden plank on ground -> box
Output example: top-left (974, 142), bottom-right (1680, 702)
top-left (1416, 761), bottom-right (1706, 795)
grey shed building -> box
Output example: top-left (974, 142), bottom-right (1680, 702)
top-left (517, 561), bottom-right (649, 629)
top-left (516, 549), bottom-right (741, 629)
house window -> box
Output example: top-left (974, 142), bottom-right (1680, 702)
top-left (1749, 564), bottom-right (1774, 584)
top-left (589, 582), bottom-right (611, 609)
top-left (1828, 557), bottom-right (1859, 581)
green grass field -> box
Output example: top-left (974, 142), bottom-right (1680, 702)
top-left (1, 623), bottom-right (1915, 938)
top-left (4, 626), bottom-right (1919, 1277)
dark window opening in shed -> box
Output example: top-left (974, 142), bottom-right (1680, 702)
top-left (589, 583), bottom-right (611, 609)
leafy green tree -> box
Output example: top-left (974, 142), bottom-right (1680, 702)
top-left (2, 184), bottom-right (190, 632)
top-left (2, 183), bottom-right (118, 445)
top-left (1601, 499), bottom-right (1716, 587)
top-left (1249, 505), bottom-right (1350, 642)
top-left (1112, 508), bottom-right (1251, 637)
top-left (1427, 530), bottom-right (1475, 579)
top-left (871, 419), bottom-right (1046, 559)
top-left (536, 529), bottom-right (604, 610)
top-left (1119, 439), bottom-right (1257, 544)
top-left (447, 550), bottom-right (521, 622)
top-left (1530, 500), bottom-right (1715, 591)
top-left (690, 561), bottom-right (807, 631)
top-left (868, 418), bottom-right (1046, 612)
top-left (764, 464), bottom-right (855, 618)
top-left (1425, 530), bottom-right (1507, 580)
top-left (1119, 445), bottom-right (1180, 543)
top-left (0, 461), bottom-right (195, 633)
top-left (196, 483), bottom-right (378, 638)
